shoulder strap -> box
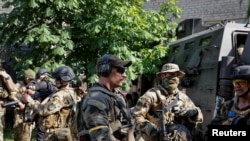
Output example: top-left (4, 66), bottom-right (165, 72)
top-left (151, 87), bottom-right (179, 111)
top-left (150, 88), bottom-right (167, 105)
top-left (113, 95), bottom-right (133, 127)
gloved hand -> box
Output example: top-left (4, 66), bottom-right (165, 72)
top-left (172, 101), bottom-right (198, 117)
top-left (172, 101), bottom-right (186, 116)
top-left (172, 106), bottom-right (198, 117)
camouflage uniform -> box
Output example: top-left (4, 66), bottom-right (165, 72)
top-left (79, 54), bottom-right (133, 141)
top-left (26, 87), bottom-right (77, 140)
top-left (22, 66), bottom-right (77, 141)
top-left (13, 68), bottom-right (36, 141)
top-left (211, 96), bottom-right (250, 125)
top-left (0, 79), bottom-right (8, 141)
top-left (133, 63), bottom-right (203, 141)
top-left (25, 68), bottom-right (58, 141)
top-left (0, 67), bottom-right (24, 141)
top-left (80, 84), bottom-right (132, 141)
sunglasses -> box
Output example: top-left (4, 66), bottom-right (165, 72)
top-left (114, 67), bottom-right (125, 74)
top-left (232, 79), bottom-right (248, 86)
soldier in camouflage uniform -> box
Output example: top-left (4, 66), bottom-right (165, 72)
top-left (79, 54), bottom-right (133, 141)
top-left (2, 68), bottom-right (36, 141)
top-left (22, 66), bottom-right (77, 141)
top-left (25, 68), bottom-right (58, 141)
top-left (132, 63), bottom-right (203, 141)
top-left (211, 65), bottom-right (250, 125)
top-left (0, 64), bottom-right (27, 141)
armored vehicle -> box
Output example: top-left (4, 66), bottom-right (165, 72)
top-left (127, 18), bottom-right (250, 133)
top-left (166, 19), bottom-right (250, 130)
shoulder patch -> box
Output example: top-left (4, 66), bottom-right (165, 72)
top-left (48, 99), bottom-right (60, 111)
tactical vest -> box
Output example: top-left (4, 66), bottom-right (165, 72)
top-left (78, 85), bottom-right (132, 139)
top-left (146, 87), bottom-right (177, 127)
top-left (222, 100), bottom-right (250, 125)
top-left (39, 89), bottom-right (76, 129)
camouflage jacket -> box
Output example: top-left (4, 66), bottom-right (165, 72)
top-left (133, 85), bottom-right (203, 136)
top-left (28, 87), bottom-right (77, 129)
top-left (211, 96), bottom-right (250, 125)
top-left (80, 83), bottom-right (129, 141)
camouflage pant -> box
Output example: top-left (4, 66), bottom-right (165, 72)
top-left (0, 99), bottom-right (6, 141)
top-left (43, 128), bottom-right (73, 141)
top-left (0, 112), bottom-right (4, 141)
top-left (13, 108), bottom-right (34, 141)
top-left (137, 124), bottom-right (192, 141)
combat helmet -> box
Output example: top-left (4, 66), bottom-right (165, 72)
top-left (52, 66), bottom-right (75, 82)
top-left (232, 65), bottom-right (250, 81)
top-left (36, 68), bottom-right (49, 79)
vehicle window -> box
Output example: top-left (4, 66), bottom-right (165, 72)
top-left (184, 42), bottom-right (195, 50)
top-left (170, 45), bottom-right (180, 54)
top-left (200, 36), bottom-right (211, 46)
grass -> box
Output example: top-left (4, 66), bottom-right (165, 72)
top-left (4, 110), bottom-right (14, 141)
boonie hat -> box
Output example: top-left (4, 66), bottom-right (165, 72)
top-left (97, 54), bottom-right (132, 68)
top-left (157, 63), bottom-right (185, 77)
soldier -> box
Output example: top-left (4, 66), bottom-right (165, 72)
top-left (25, 68), bottom-right (58, 141)
top-left (211, 65), bottom-right (250, 125)
top-left (132, 63), bottom-right (203, 141)
top-left (22, 65), bottom-right (78, 141)
top-left (79, 54), bottom-right (133, 141)
top-left (0, 66), bottom-right (31, 141)
top-left (12, 68), bottom-right (36, 141)
top-left (26, 68), bottom-right (57, 102)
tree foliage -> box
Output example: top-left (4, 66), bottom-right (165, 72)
top-left (0, 0), bottom-right (182, 89)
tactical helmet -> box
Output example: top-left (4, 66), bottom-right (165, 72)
top-left (52, 66), bottom-right (75, 82)
top-left (232, 65), bottom-right (250, 80)
top-left (24, 69), bottom-right (36, 80)
top-left (36, 68), bottom-right (49, 79)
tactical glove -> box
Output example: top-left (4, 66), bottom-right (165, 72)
top-left (172, 101), bottom-right (185, 116)
top-left (172, 105), bottom-right (198, 117)
top-left (172, 101), bottom-right (198, 117)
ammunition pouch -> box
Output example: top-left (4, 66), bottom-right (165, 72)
top-left (55, 128), bottom-right (72, 141)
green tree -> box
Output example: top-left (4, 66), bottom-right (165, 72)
top-left (0, 0), bottom-right (182, 89)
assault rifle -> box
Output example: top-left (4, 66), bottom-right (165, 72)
top-left (115, 96), bottom-right (135, 141)
top-left (156, 94), bottom-right (179, 141)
